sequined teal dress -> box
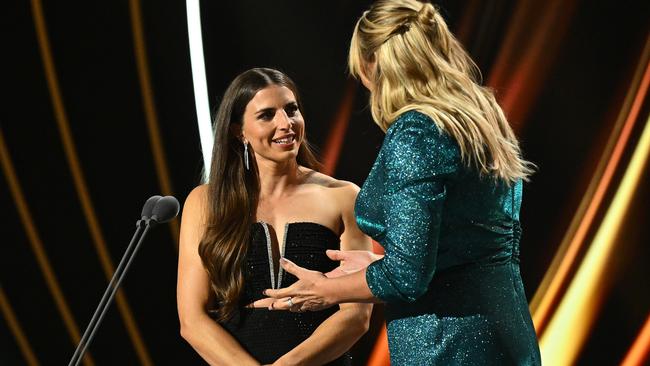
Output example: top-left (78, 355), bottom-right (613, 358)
top-left (356, 111), bottom-right (541, 365)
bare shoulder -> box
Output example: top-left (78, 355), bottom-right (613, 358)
top-left (182, 184), bottom-right (209, 222)
top-left (179, 184), bottom-right (210, 252)
top-left (185, 184), bottom-right (208, 207)
top-left (299, 167), bottom-right (360, 201)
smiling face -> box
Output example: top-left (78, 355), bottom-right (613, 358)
top-left (241, 85), bottom-right (304, 165)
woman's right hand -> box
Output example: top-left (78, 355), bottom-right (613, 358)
top-left (324, 249), bottom-right (384, 278)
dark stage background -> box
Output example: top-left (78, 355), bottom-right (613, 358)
top-left (1, 1), bottom-right (649, 365)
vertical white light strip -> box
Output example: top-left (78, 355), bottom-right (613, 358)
top-left (186, 0), bottom-right (213, 181)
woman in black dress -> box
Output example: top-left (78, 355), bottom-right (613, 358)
top-left (177, 68), bottom-right (372, 365)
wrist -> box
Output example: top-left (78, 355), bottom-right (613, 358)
top-left (319, 276), bottom-right (338, 306)
top-left (275, 353), bottom-right (302, 366)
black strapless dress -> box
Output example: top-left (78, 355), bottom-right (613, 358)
top-left (218, 222), bottom-right (353, 365)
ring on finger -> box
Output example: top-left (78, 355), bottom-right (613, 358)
top-left (286, 297), bottom-right (294, 307)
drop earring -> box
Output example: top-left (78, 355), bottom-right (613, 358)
top-left (243, 141), bottom-right (249, 170)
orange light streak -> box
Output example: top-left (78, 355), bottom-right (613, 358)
top-left (498, 0), bottom-right (577, 129)
top-left (129, 0), bottom-right (180, 248)
top-left (540, 106), bottom-right (650, 365)
top-left (321, 79), bottom-right (356, 176)
top-left (488, 0), bottom-right (578, 131)
top-left (487, 1), bottom-right (535, 91)
top-left (30, 0), bottom-right (152, 363)
top-left (0, 130), bottom-right (92, 366)
top-left (621, 312), bottom-right (650, 366)
top-left (532, 38), bottom-right (650, 333)
top-left (367, 323), bottom-right (390, 366)
top-left (0, 285), bottom-right (40, 365)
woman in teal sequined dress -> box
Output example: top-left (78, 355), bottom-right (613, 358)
top-left (264, 1), bottom-right (541, 364)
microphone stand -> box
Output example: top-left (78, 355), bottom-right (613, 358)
top-left (68, 218), bottom-right (156, 366)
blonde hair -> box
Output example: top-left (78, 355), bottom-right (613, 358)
top-left (349, 0), bottom-right (534, 182)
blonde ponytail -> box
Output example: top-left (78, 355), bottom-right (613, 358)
top-left (349, 0), bottom-right (535, 182)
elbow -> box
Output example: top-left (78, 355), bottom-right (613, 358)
top-left (347, 316), bottom-right (371, 343)
top-left (353, 305), bottom-right (373, 336)
top-left (392, 273), bottom-right (433, 303)
top-left (179, 315), bottom-right (201, 344)
top-left (399, 285), bottom-right (428, 303)
top-left (357, 307), bottom-right (372, 335)
top-left (179, 320), bottom-right (193, 343)
top-left (369, 259), bottom-right (434, 303)
top-left (360, 316), bottom-right (371, 336)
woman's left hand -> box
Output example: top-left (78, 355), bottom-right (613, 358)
top-left (263, 257), bottom-right (335, 312)
top-left (324, 249), bottom-right (383, 278)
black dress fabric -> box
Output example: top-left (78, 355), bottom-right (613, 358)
top-left (218, 222), bottom-right (353, 365)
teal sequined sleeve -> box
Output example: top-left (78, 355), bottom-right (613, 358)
top-left (356, 110), bottom-right (541, 364)
top-left (365, 114), bottom-right (461, 303)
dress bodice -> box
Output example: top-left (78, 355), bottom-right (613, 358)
top-left (218, 222), bottom-right (351, 365)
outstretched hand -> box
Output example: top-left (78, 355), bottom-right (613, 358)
top-left (324, 249), bottom-right (384, 278)
top-left (262, 250), bottom-right (383, 312)
top-left (263, 257), bottom-right (334, 312)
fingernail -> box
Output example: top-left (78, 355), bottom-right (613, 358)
top-left (262, 290), bottom-right (267, 296)
top-left (280, 257), bottom-right (287, 264)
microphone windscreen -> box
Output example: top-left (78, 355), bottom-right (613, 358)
top-left (141, 195), bottom-right (162, 219)
top-left (151, 196), bottom-right (180, 223)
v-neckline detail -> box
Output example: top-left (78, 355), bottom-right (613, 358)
top-left (253, 222), bottom-right (339, 290)
top-left (258, 222), bottom-right (288, 290)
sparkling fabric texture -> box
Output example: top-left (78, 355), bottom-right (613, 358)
top-left (356, 111), bottom-right (541, 365)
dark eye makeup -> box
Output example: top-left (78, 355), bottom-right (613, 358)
top-left (285, 103), bottom-right (299, 116)
top-left (255, 102), bottom-right (299, 121)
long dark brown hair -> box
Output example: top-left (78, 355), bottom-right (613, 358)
top-left (199, 68), bottom-right (320, 321)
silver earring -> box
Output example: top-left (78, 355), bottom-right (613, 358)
top-left (243, 142), bottom-right (249, 170)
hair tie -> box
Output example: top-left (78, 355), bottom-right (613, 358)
top-left (393, 21), bottom-right (411, 36)
top-left (416, 3), bottom-right (435, 26)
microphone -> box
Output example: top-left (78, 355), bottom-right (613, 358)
top-left (69, 195), bottom-right (179, 366)
top-left (150, 195), bottom-right (180, 224)
top-left (141, 195), bottom-right (162, 220)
